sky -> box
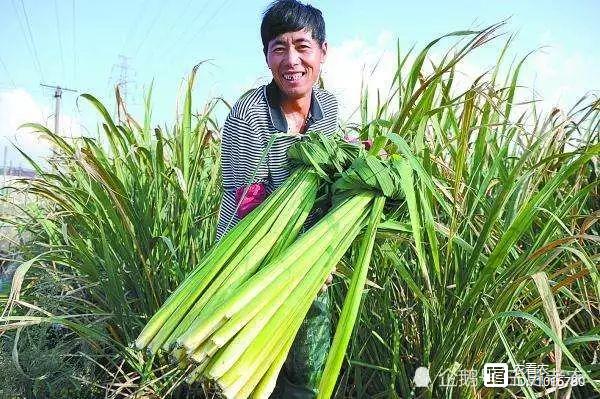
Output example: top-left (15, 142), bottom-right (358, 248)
top-left (0, 0), bottom-right (598, 168)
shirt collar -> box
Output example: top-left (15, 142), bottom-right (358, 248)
top-left (265, 80), bottom-right (324, 133)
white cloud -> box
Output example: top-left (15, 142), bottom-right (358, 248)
top-left (321, 31), bottom-right (397, 123)
top-left (322, 31), bottom-right (599, 124)
top-left (525, 46), bottom-right (597, 111)
top-left (0, 88), bottom-right (81, 170)
top-left (321, 32), bottom-right (485, 123)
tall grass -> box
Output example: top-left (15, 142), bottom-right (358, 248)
top-left (330, 23), bottom-right (599, 398)
top-left (0, 24), bottom-right (598, 398)
top-left (1, 66), bottom-right (223, 396)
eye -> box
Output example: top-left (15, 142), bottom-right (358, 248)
top-left (272, 47), bottom-right (284, 54)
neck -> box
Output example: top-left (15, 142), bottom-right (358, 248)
top-left (280, 93), bottom-right (311, 116)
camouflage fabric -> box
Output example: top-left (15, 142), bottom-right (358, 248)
top-left (271, 291), bottom-right (331, 398)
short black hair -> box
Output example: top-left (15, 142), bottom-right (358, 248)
top-left (261, 0), bottom-right (326, 55)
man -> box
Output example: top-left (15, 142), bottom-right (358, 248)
top-left (216, 1), bottom-right (338, 397)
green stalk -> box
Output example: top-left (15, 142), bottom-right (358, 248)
top-left (178, 195), bottom-right (371, 352)
top-left (189, 337), bottom-right (220, 364)
top-left (317, 195), bottom-right (385, 399)
top-left (135, 169), bottom-right (306, 349)
top-left (141, 169), bottom-right (315, 352)
top-left (183, 197), bottom-right (327, 365)
top-left (215, 207), bottom-right (370, 396)
top-left (248, 333), bottom-right (295, 398)
top-left (212, 242), bottom-right (338, 383)
top-left (170, 346), bottom-right (186, 365)
top-left (261, 180), bottom-right (316, 265)
top-left (219, 310), bottom-right (303, 397)
top-left (159, 175), bottom-right (318, 350)
top-left (148, 199), bottom-right (285, 352)
top-left (241, 330), bottom-right (295, 399)
top-left (196, 251), bottom-right (308, 352)
top-left (220, 307), bottom-right (305, 398)
top-left (187, 267), bottom-right (302, 366)
top-left (184, 357), bottom-right (211, 385)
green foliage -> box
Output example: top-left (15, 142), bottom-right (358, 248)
top-left (1, 67), bottom-right (224, 396)
top-left (0, 269), bottom-right (101, 399)
top-left (330, 22), bottom-right (599, 399)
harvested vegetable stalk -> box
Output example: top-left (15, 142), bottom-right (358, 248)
top-left (135, 167), bottom-right (319, 353)
top-left (181, 194), bottom-right (373, 398)
top-left (317, 195), bottom-right (386, 399)
top-left (136, 133), bottom-right (361, 355)
top-left (179, 155), bottom-right (405, 398)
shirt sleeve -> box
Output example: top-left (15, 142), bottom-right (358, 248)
top-left (216, 112), bottom-right (269, 241)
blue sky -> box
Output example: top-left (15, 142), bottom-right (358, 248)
top-left (1, 0), bottom-right (598, 168)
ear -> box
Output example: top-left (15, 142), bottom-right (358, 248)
top-left (320, 41), bottom-right (328, 63)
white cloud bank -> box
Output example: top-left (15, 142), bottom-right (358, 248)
top-left (322, 31), bottom-right (598, 123)
top-left (322, 31), bottom-right (398, 123)
top-left (0, 88), bottom-right (81, 170)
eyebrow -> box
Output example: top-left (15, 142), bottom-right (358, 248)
top-left (270, 38), bottom-right (312, 47)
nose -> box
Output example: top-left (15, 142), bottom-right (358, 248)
top-left (283, 48), bottom-right (301, 67)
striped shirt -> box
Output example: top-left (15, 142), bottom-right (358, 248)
top-left (216, 80), bottom-right (339, 240)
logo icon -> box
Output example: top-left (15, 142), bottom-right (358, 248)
top-left (413, 366), bottom-right (430, 387)
top-left (483, 363), bottom-right (509, 387)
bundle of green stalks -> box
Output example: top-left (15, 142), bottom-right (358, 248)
top-left (181, 193), bottom-right (373, 397)
top-left (164, 155), bottom-right (404, 398)
top-left (135, 133), bottom-right (361, 357)
top-left (135, 166), bottom-right (319, 354)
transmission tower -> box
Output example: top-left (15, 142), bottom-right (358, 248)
top-left (110, 54), bottom-right (138, 105)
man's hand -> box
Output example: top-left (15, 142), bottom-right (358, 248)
top-left (342, 134), bottom-right (388, 159)
top-left (320, 273), bottom-right (333, 293)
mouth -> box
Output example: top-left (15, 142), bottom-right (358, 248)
top-left (282, 71), bottom-right (306, 82)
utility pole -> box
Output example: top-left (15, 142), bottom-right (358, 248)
top-left (40, 84), bottom-right (77, 136)
top-left (40, 84), bottom-right (77, 167)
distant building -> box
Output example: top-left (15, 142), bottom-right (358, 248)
top-left (1, 166), bottom-right (36, 178)
top-left (1, 166), bottom-right (37, 185)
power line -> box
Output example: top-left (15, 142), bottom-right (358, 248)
top-left (19, 0), bottom-right (45, 82)
top-left (72, 0), bottom-right (77, 86)
top-left (132, 0), bottom-right (171, 59)
top-left (152, 0), bottom-right (214, 65)
top-left (0, 55), bottom-right (17, 88)
top-left (11, 0), bottom-right (43, 81)
top-left (118, 0), bottom-right (148, 56)
top-left (184, 0), bottom-right (232, 49)
top-left (54, 0), bottom-right (66, 81)
top-left (170, 0), bottom-right (231, 74)
top-left (164, 0), bottom-right (195, 36)
top-left (140, 0), bottom-right (197, 69)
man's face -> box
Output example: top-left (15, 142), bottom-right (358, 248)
top-left (266, 28), bottom-right (327, 100)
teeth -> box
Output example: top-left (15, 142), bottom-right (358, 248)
top-left (283, 72), bottom-right (304, 81)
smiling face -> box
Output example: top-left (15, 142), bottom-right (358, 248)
top-left (266, 28), bottom-right (327, 101)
